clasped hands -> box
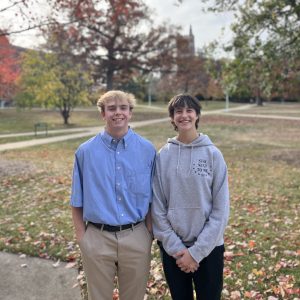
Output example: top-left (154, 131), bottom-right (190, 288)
top-left (173, 248), bottom-right (199, 273)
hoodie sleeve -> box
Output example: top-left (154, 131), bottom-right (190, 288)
top-left (151, 155), bottom-right (186, 256)
top-left (188, 148), bottom-right (230, 263)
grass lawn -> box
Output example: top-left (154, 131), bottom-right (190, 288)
top-left (0, 103), bottom-right (299, 299)
top-left (0, 106), bottom-right (167, 134)
top-left (0, 131), bottom-right (88, 144)
top-left (231, 102), bottom-right (300, 118)
top-left (0, 100), bottom-right (236, 134)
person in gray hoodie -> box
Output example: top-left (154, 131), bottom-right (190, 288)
top-left (151, 94), bottom-right (230, 300)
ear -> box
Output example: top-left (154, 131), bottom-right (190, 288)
top-left (128, 109), bottom-right (132, 120)
top-left (100, 110), bottom-right (106, 120)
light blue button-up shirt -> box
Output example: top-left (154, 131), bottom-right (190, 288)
top-left (70, 128), bottom-right (156, 225)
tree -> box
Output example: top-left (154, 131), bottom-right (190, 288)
top-left (16, 45), bottom-right (92, 124)
top-left (176, 54), bottom-right (210, 96)
top-left (117, 72), bottom-right (149, 102)
top-left (206, 77), bottom-right (223, 100)
top-left (210, 0), bottom-right (300, 103)
top-left (0, 0), bottom-right (88, 37)
top-left (176, 0), bottom-right (300, 103)
top-left (224, 46), bottom-right (271, 105)
top-left (51, 0), bottom-right (178, 90)
top-left (0, 0), bottom-right (51, 37)
top-left (0, 34), bottom-right (20, 100)
top-left (153, 28), bottom-right (211, 99)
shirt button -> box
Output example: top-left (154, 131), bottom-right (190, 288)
top-left (116, 182), bottom-right (120, 186)
top-left (118, 197), bottom-right (122, 201)
top-left (121, 214), bottom-right (124, 217)
top-left (117, 166), bottom-right (120, 170)
top-left (117, 152), bottom-right (120, 154)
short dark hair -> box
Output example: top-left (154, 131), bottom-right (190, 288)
top-left (168, 94), bottom-right (202, 131)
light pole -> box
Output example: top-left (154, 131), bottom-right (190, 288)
top-left (225, 89), bottom-right (229, 111)
top-left (224, 83), bottom-right (235, 111)
top-left (147, 73), bottom-right (153, 106)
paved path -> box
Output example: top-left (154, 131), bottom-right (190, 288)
top-left (0, 118), bottom-right (170, 152)
top-left (223, 112), bottom-right (300, 121)
top-left (0, 252), bottom-right (80, 300)
top-left (0, 105), bottom-right (255, 152)
top-left (2, 103), bottom-right (300, 152)
top-left (0, 127), bottom-right (89, 139)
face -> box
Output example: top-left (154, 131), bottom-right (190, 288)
top-left (172, 106), bottom-right (198, 132)
top-left (101, 98), bottom-right (132, 136)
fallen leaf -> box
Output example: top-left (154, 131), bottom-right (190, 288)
top-left (52, 259), bottom-right (60, 268)
top-left (65, 262), bottom-right (77, 269)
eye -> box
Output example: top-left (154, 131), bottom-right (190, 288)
top-left (107, 106), bottom-right (116, 111)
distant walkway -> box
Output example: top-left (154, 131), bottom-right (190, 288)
top-left (223, 112), bottom-right (300, 121)
top-left (0, 127), bottom-right (89, 139)
top-left (0, 118), bottom-right (169, 152)
top-left (2, 104), bottom-right (299, 152)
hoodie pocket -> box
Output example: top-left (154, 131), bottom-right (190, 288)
top-left (167, 207), bottom-right (207, 242)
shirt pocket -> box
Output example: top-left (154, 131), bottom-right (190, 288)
top-left (128, 170), bottom-right (151, 196)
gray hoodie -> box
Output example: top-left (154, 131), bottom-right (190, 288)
top-left (151, 134), bottom-right (230, 263)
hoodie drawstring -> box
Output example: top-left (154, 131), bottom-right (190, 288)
top-left (176, 144), bottom-right (181, 174)
top-left (188, 145), bottom-right (194, 175)
top-left (176, 144), bottom-right (194, 176)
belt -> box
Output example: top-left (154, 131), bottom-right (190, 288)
top-left (89, 221), bottom-right (142, 232)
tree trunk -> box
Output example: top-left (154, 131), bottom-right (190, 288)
top-left (106, 67), bottom-right (114, 91)
top-left (256, 96), bottom-right (263, 106)
top-left (255, 88), bottom-right (263, 106)
top-left (61, 109), bottom-right (70, 125)
top-left (184, 79), bottom-right (189, 93)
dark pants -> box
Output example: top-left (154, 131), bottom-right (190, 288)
top-left (158, 242), bottom-right (224, 300)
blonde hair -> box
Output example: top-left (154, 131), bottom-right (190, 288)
top-left (97, 90), bottom-right (136, 112)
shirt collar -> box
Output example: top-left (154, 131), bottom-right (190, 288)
top-left (100, 127), bottom-right (134, 149)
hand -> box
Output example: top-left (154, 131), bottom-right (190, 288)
top-left (146, 225), bottom-right (153, 239)
top-left (145, 211), bottom-right (153, 237)
top-left (173, 249), bottom-right (199, 273)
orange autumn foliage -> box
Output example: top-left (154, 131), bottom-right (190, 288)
top-left (0, 34), bottom-right (20, 99)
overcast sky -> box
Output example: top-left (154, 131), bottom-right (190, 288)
top-left (144, 0), bottom-right (234, 51)
top-left (1, 0), bottom-right (234, 52)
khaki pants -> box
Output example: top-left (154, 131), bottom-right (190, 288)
top-left (79, 222), bottom-right (152, 300)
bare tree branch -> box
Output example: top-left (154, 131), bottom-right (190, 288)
top-left (0, 0), bottom-right (24, 13)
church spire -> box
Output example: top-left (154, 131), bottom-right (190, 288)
top-left (189, 25), bottom-right (193, 36)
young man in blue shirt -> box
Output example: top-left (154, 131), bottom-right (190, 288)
top-left (70, 90), bottom-right (155, 300)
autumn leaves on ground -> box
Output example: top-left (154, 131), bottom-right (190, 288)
top-left (0, 103), bottom-right (299, 299)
